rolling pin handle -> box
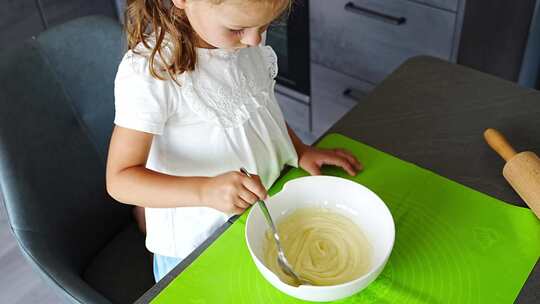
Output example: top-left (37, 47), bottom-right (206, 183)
top-left (483, 128), bottom-right (517, 162)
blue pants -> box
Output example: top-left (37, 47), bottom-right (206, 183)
top-left (153, 253), bottom-right (183, 282)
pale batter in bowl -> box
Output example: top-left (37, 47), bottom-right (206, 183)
top-left (263, 207), bottom-right (372, 286)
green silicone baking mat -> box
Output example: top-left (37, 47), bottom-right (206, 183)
top-left (151, 133), bottom-right (540, 303)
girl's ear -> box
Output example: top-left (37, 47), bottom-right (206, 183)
top-left (172, 0), bottom-right (187, 9)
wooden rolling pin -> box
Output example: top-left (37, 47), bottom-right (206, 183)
top-left (484, 128), bottom-right (540, 219)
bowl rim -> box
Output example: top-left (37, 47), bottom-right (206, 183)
top-left (244, 175), bottom-right (396, 289)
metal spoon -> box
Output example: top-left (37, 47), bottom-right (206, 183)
top-left (240, 167), bottom-right (312, 286)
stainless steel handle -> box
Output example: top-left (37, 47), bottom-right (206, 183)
top-left (344, 2), bottom-right (406, 25)
top-left (239, 167), bottom-right (311, 286)
top-left (258, 199), bottom-right (279, 235)
top-left (239, 167), bottom-right (277, 233)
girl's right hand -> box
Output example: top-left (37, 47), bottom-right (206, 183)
top-left (200, 171), bottom-right (267, 214)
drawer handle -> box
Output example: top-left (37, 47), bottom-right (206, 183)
top-left (344, 2), bottom-right (406, 25)
top-left (343, 88), bottom-right (366, 102)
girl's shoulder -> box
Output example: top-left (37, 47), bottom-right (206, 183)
top-left (114, 46), bottom-right (186, 134)
top-left (116, 50), bottom-right (187, 99)
top-left (118, 37), bottom-right (184, 82)
top-left (118, 49), bottom-right (151, 78)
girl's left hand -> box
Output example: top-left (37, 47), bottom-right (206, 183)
top-left (298, 145), bottom-right (363, 176)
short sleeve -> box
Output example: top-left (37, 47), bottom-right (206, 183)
top-left (113, 51), bottom-right (175, 135)
top-left (259, 45), bottom-right (278, 80)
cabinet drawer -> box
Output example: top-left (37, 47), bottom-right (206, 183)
top-left (311, 63), bottom-right (374, 135)
top-left (414, 0), bottom-right (459, 12)
top-left (274, 86), bottom-right (310, 132)
top-left (310, 0), bottom-right (456, 83)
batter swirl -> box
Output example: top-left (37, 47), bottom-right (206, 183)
top-left (264, 208), bottom-right (372, 286)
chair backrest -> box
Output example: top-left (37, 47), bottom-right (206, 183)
top-left (0, 15), bottom-right (131, 303)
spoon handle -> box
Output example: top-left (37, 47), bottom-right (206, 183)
top-left (239, 167), bottom-right (308, 286)
top-left (257, 200), bottom-right (278, 234)
top-left (238, 168), bottom-right (279, 234)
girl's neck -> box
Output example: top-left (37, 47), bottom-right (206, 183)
top-left (194, 34), bottom-right (216, 50)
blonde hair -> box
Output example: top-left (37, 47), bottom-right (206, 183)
top-left (124, 0), bottom-right (292, 81)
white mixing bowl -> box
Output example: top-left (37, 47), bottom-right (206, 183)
top-left (245, 175), bottom-right (395, 302)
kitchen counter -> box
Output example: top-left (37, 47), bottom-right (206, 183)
top-left (136, 55), bottom-right (540, 303)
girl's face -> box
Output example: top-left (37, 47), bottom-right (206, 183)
top-left (173, 0), bottom-right (288, 50)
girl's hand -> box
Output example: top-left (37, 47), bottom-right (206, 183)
top-left (200, 171), bottom-right (267, 214)
top-left (298, 146), bottom-right (363, 176)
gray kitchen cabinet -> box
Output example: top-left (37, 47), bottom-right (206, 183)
top-left (310, 62), bottom-right (374, 133)
top-left (291, 0), bottom-right (466, 140)
top-left (276, 61), bottom-right (376, 143)
top-left (414, 0), bottom-right (460, 11)
top-left (275, 85), bottom-right (311, 138)
top-left (310, 0), bottom-right (466, 85)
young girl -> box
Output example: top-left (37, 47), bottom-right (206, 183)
top-left (106, 0), bottom-right (363, 283)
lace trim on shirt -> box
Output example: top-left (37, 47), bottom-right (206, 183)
top-left (179, 46), bottom-right (278, 128)
top-left (260, 45), bottom-right (278, 79)
top-left (182, 73), bottom-right (272, 128)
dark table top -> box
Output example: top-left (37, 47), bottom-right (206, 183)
top-left (136, 56), bottom-right (540, 303)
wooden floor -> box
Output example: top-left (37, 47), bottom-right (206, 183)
top-left (0, 199), bottom-right (63, 303)
top-left (0, 90), bottom-right (357, 303)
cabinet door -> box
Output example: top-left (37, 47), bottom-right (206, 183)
top-left (311, 0), bottom-right (456, 83)
top-left (0, 0), bottom-right (44, 48)
top-left (40, 0), bottom-right (116, 28)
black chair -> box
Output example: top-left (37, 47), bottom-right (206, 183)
top-left (0, 15), bottom-right (154, 303)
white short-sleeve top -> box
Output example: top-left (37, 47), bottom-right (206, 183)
top-left (113, 41), bottom-right (298, 258)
